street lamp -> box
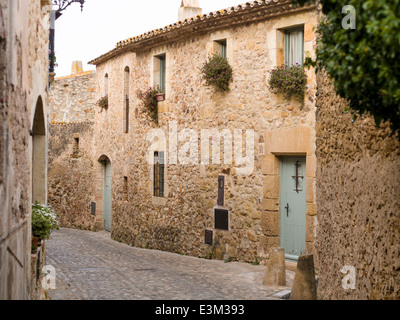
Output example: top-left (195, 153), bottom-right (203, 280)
top-left (52, 0), bottom-right (85, 19)
top-left (49, 0), bottom-right (85, 75)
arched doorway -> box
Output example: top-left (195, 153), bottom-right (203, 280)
top-left (98, 155), bottom-right (112, 232)
top-left (32, 97), bottom-right (47, 205)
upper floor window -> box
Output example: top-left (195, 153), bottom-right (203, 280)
top-left (214, 39), bottom-right (227, 59)
top-left (104, 73), bottom-right (109, 97)
top-left (284, 27), bottom-right (304, 66)
top-left (154, 54), bottom-right (166, 94)
top-left (123, 176), bottom-right (128, 202)
top-left (124, 67), bottom-right (130, 133)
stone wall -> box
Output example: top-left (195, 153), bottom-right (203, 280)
top-left (0, 0), bottom-right (50, 300)
top-left (47, 70), bottom-right (97, 231)
top-left (30, 241), bottom-right (47, 300)
top-left (48, 122), bottom-right (96, 231)
top-left (315, 71), bottom-right (400, 300)
top-left (49, 71), bottom-right (96, 123)
top-left (89, 9), bottom-right (319, 264)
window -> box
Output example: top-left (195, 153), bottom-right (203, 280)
top-left (74, 137), bottom-right (79, 150)
top-left (71, 136), bottom-right (79, 158)
top-left (284, 27), bottom-right (304, 66)
top-left (124, 67), bottom-right (130, 133)
top-left (214, 39), bottom-right (227, 59)
top-left (104, 73), bottom-right (109, 97)
top-left (154, 54), bottom-right (166, 94)
top-left (123, 177), bottom-right (128, 202)
top-left (153, 151), bottom-right (165, 197)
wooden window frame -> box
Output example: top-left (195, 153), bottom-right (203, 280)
top-left (153, 151), bottom-right (165, 198)
top-left (124, 67), bottom-right (130, 133)
top-left (154, 54), bottom-right (166, 94)
top-left (214, 39), bottom-right (227, 59)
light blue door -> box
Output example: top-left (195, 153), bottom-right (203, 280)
top-left (280, 156), bottom-right (306, 261)
top-left (104, 160), bottom-right (112, 232)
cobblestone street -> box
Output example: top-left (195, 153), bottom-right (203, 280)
top-left (46, 228), bottom-right (294, 300)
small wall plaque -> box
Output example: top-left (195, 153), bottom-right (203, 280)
top-left (217, 176), bottom-right (225, 206)
top-left (90, 202), bottom-right (96, 216)
top-left (205, 230), bottom-right (213, 245)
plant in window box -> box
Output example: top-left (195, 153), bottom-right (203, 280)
top-left (96, 95), bottom-right (109, 112)
top-left (32, 202), bottom-right (59, 246)
top-left (268, 63), bottom-right (307, 107)
top-left (201, 53), bottom-right (233, 92)
top-left (138, 85), bottom-right (162, 124)
top-left (155, 92), bottom-right (165, 102)
top-left (48, 50), bottom-right (59, 69)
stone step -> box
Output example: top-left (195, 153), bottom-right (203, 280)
top-left (273, 289), bottom-right (291, 300)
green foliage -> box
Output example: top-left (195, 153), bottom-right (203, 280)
top-left (293, 0), bottom-right (400, 136)
top-left (139, 86), bottom-right (161, 123)
top-left (251, 257), bottom-right (260, 266)
top-left (268, 64), bottom-right (307, 104)
top-left (48, 50), bottom-right (58, 69)
top-left (32, 202), bottom-right (59, 240)
top-left (96, 95), bottom-right (108, 111)
top-left (224, 257), bottom-right (233, 263)
top-left (201, 53), bottom-right (233, 92)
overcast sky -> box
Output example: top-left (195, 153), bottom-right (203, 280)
top-left (54, 0), bottom-right (247, 77)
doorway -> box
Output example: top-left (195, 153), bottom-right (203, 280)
top-left (103, 159), bottom-right (112, 232)
top-left (32, 97), bottom-right (47, 204)
top-left (280, 156), bottom-right (306, 261)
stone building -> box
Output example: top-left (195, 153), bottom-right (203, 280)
top-left (0, 0), bottom-right (50, 300)
top-left (79, 0), bottom-right (319, 264)
top-left (47, 0), bottom-right (400, 300)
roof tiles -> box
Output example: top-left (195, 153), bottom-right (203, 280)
top-left (89, 0), bottom-right (316, 65)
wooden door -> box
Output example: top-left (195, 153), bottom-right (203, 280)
top-left (103, 160), bottom-right (112, 232)
top-left (280, 156), bottom-right (306, 261)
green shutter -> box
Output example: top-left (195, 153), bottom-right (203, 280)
top-left (160, 56), bottom-right (166, 93)
top-left (221, 41), bottom-right (227, 59)
top-left (284, 32), bottom-right (290, 66)
top-left (296, 30), bottom-right (304, 65)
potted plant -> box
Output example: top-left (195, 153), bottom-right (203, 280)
top-left (155, 92), bottom-right (165, 102)
top-left (96, 95), bottom-right (109, 112)
top-left (138, 85), bottom-right (162, 123)
top-left (48, 49), bottom-right (59, 69)
top-left (201, 53), bottom-right (233, 92)
top-left (32, 202), bottom-right (59, 246)
top-left (268, 63), bottom-right (307, 106)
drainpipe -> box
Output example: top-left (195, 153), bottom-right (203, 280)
top-left (49, 10), bottom-right (56, 85)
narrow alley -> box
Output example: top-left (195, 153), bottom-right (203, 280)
top-left (45, 229), bottom-right (294, 300)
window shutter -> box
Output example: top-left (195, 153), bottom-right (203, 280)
top-left (296, 30), bottom-right (304, 65)
top-left (160, 56), bottom-right (166, 93)
top-left (221, 41), bottom-right (227, 59)
top-left (284, 32), bottom-right (290, 66)
top-left (153, 151), bottom-right (165, 197)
